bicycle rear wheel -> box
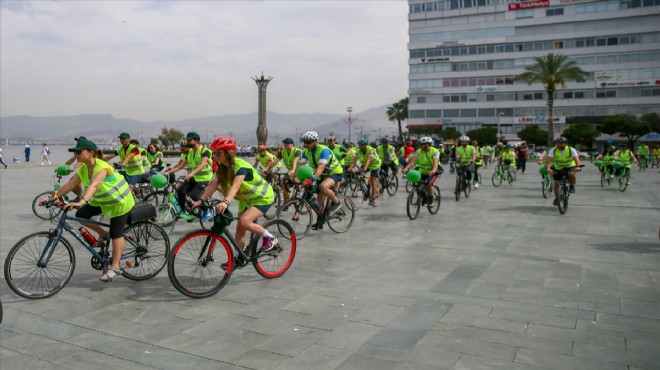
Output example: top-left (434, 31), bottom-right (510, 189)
top-left (454, 175), bottom-right (461, 201)
top-left (5, 232), bottom-right (75, 299)
top-left (253, 219), bottom-right (296, 279)
top-left (428, 185), bottom-right (441, 214)
top-left (386, 174), bottom-right (398, 196)
top-left (121, 222), bottom-right (170, 281)
top-left (32, 191), bottom-right (63, 220)
top-left (278, 199), bottom-right (312, 240)
top-left (406, 189), bottom-right (421, 220)
top-left (492, 172), bottom-right (502, 187)
top-left (327, 195), bottom-right (355, 233)
top-left (558, 186), bottom-right (568, 214)
top-left (264, 186), bottom-right (281, 220)
top-left (168, 229), bottom-right (233, 298)
top-left (143, 190), bottom-right (168, 207)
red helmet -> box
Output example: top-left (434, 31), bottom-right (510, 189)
top-left (210, 137), bottom-right (236, 152)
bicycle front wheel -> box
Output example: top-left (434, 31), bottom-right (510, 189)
top-left (542, 177), bottom-right (551, 198)
top-left (492, 172), bottom-right (502, 187)
top-left (386, 174), bottom-right (398, 196)
top-left (5, 232), bottom-right (75, 299)
top-left (327, 195), bottom-right (355, 233)
top-left (264, 186), bottom-right (281, 220)
top-left (454, 175), bottom-right (461, 201)
top-left (278, 199), bottom-right (312, 240)
top-left (464, 177), bottom-right (471, 198)
top-left (32, 191), bottom-right (63, 220)
top-left (558, 186), bottom-right (568, 214)
top-left (428, 185), bottom-right (441, 215)
top-left (406, 188), bottom-right (421, 220)
top-left (121, 221), bottom-right (170, 281)
top-left (619, 171), bottom-right (629, 192)
top-left (253, 219), bottom-right (297, 279)
top-left (405, 179), bottom-right (413, 193)
top-left (168, 229), bottom-right (233, 298)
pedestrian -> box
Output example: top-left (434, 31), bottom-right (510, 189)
top-left (41, 143), bottom-right (52, 165)
top-left (517, 142), bottom-right (528, 174)
top-left (24, 144), bottom-right (31, 162)
top-left (0, 147), bottom-right (8, 168)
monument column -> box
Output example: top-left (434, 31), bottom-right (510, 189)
top-left (252, 72), bottom-right (273, 145)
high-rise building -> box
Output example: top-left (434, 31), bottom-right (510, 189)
top-left (407, 0), bottom-right (660, 138)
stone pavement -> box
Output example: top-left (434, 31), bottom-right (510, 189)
top-left (1, 161), bottom-right (659, 369)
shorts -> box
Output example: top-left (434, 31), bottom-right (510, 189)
top-left (551, 166), bottom-right (575, 181)
top-left (124, 174), bottom-right (143, 185)
top-left (238, 200), bottom-right (273, 214)
top-left (366, 168), bottom-right (379, 178)
top-left (323, 173), bottom-right (343, 184)
top-left (76, 203), bottom-right (130, 239)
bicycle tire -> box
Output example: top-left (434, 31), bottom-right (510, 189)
top-left (168, 229), bottom-right (233, 298)
top-left (153, 203), bottom-right (177, 233)
top-left (507, 170), bottom-right (514, 185)
top-left (143, 190), bottom-right (168, 208)
top-left (121, 221), bottom-right (170, 281)
top-left (32, 191), bottom-right (63, 220)
top-left (252, 219), bottom-right (297, 279)
top-left (199, 199), bottom-right (221, 230)
top-left (428, 185), bottom-right (441, 215)
top-left (264, 186), bottom-right (281, 220)
top-left (406, 188), bottom-right (421, 220)
top-left (619, 172), bottom-right (629, 192)
top-left (405, 180), bottom-right (413, 193)
top-left (454, 175), bottom-right (461, 201)
top-left (558, 186), bottom-right (568, 214)
top-left (5, 232), bottom-right (75, 299)
top-left (600, 171), bottom-right (606, 188)
top-left (492, 172), bottom-right (502, 187)
top-left (464, 176), bottom-right (471, 198)
top-left (278, 199), bottom-right (312, 240)
top-left (327, 195), bottom-right (355, 233)
top-left (373, 181), bottom-right (384, 207)
top-left (542, 177), bottom-right (551, 198)
top-left (386, 174), bottom-right (398, 196)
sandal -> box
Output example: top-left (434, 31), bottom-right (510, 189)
top-left (100, 267), bottom-right (122, 283)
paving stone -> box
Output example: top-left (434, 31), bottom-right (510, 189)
top-left (514, 348), bottom-right (622, 370)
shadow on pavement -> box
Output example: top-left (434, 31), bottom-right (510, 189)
top-left (592, 242), bottom-right (660, 253)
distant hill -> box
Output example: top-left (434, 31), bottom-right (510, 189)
top-left (0, 104), bottom-right (404, 145)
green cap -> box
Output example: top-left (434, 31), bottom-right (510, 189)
top-left (68, 138), bottom-right (98, 152)
top-left (282, 138), bottom-right (295, 144)
top-left (74, 136), bottom-right (87, 141)
top-left (118, 132), bottom-right (130, 139)
top-left (186, 132), bottom-right (200, 141)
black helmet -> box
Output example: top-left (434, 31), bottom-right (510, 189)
top-left (380, 137), bottom-right (389, 144)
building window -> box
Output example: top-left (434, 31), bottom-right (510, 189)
top-left (417, 97), bottom-right (426, 103)
top-left (563, 92), bottom-right (573, 99)
top-left (516, 10), bottom-right (533, 19)
top-left (575, 91), bottom-right (584, 99)
top-left (553, 41), bottom-right (564, 49)
top-left (546, 8), bottom-right (564, 16)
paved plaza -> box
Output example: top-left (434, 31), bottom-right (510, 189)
top-left (1, 158), bottom-right (659, 369)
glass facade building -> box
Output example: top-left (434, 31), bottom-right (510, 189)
top-left (407, 0), bottom-right (660, 135)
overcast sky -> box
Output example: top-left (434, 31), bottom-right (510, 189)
top-left (0, 0), bottom-right (409, 122)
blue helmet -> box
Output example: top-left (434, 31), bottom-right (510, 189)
top-left (357, 139), bottom-right (367, 145)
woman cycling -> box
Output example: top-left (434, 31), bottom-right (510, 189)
top-left (146, 143), bottom-right (164, 173)
top-left (192, 137), bottom-right (277, 252)
top-left (40, 138), bottom-right (135, 282)
top-left (596, 146), bottom-right (616, 178)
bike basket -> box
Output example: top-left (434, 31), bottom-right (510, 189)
top-left (539, 166), bottom-right (547, 176)
top-left (128, 203), bottom-right (157, 224)
top-left (212, 209), bottom-right (234, 234)
top-left (593, 160), bottom-right (603, 167)
top-left (612, 161), bottom-right (623, 169)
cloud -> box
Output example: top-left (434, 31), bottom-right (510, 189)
top-left (0, 0), bottom-right (409, 121)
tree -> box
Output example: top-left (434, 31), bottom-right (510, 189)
top-left (600, 115), bottom-right (651, 148)
top-left (514, 53), bottom-right (589, 147)
top-left (408, 124), bottom-right (443, 136)
top-left (517, 125), bottom-right (548, 147)
top-left (561, 123), bottom-right (600, 148)
top-left (641, 113), bottom-right (660, 133)
top-left (466, 127), bottom-right (498, 146)
top-left (439, 127), bottom-right (460, 141)
top-left (387, 97), bottom-right (408, 141)
top-left (158, 127), bottom-right (185, 148)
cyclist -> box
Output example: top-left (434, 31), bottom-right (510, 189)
top-left (471, 139), bottom-right (483, 188)
top-left (342, 142), bottom-right (356, 172)
top-left (130, 139), bottom-right (152, 183)
top-left (517, 142), bottom-right (529, 174)
top-left (102, 132), bottom-right (146, 196)
top-left (614, 144), bottom-right (637, 185)
top-left (326, 136), bottom-right (347, 163)
top-left (496, 144), bottom-right (517, 175)
top-left (298, 131), bottom-right (344, 226)
top-left (349, 138), bottom-right (382, 206)
top-left (546, 136), bottom-right (581, 206)
top-left (455, 135), bottom-right (476, 188)
top-left (636, 143), bottom-right (649, 160)
top-left (194, 137), bottom-right (278, 252)
top-left (653, 145), bottom-right (660, 167)
top-left (596, 146), bottom-right (616, 179)
top-left (255, 145), bottom-right (282, 181)
top-left (41, 138), bottom-right (135, 282)
top-left (400, 139), bottom-right (415, 172)
top-left (146, 143), bottom-right (164, 173)
top-left (264, 138), bottom-right (302, 181)
top-left (448, 142), bottom-right (457, 174)
top-left (402, 136), bottom-right (441, 206)
top-left (377, 137), bottom-right (399, 177)
top-left (162, 132), bottom-right (213, 221)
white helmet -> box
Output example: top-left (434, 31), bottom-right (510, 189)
top-left (419, 136), bottom-right (433, 144)
top-left (496, 142), bottom-right (503, 146)
top-left (459, 135), bottom-right (470, 142)
top-left (301, 131), bottom-right (319, 142)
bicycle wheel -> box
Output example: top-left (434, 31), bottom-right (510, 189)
top-left (492, 171), bottom-right (502, 187)
top-left (454, 175), bottom-right (461, 201)
top-left (253, 218), bottom-right (296, 279)
top-left (199, 199), bottom-right (221, 230)
top-left (600, 171), bottom-right (606, 188)
top-left (557, 186), bottom-right (568, 214)
top-left (464, 177), bottom-right (471, 198)
top-left (143, 190), bottom-right (168, 207)
top-left (386, 174), bottom-right (398, 196)
top-left (327, 195), bottom-right (355, 233)
top-left (264, 186), bottom-right (281, 220)
top-left (542, 177), bottom-right (551, 198)
top-left (406, 188), bottom-right (421, 220)
top-left (4, 232), bottom-right (75, 299)
top-left (152, 202), bottom-right (177, 234)
top-left (619, 171), bottom-right (629, 192)
top-left (121, 221), bottom-right (170, 280)
top-left (32, 191), bottom-right (63, 220)
top-left (372, 181), bottom-right (384, 207)
top-left (428, 185), bottom-right (441, 215)
top-left (507, 170), bottom-right (514, 185)
top-left (278, 199), bottom-right (312, 240)
top-left (168, 229), bottom-right (233, 298)
top-left (405, 179), bottom-right (413, 193)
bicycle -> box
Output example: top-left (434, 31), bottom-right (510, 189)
top-left (594, 160), bottom-right (614, 188)
top-left (341, 169), bottom-right (362, 197)
top-left (615, 162), bottom-right (631, 192)
top-left (378, 167), bottom-right (399, 196)
top-left (539, 166), bottom-right (554, 198)
top-left (112, 163), bottom-right (156, 204)
top-left (637, 155), bottom-right (649, 172)
top-left (278, 182), bottom-right (355, 239)
top-left (31, 174), bottom-right (71, 220)
top-left (4, 200), bottom-right (170, 299)
top-left (263, 172), bottom-right (299, 220)
top-left (491, 160), bottom-right (516, 187)
top-left (554, 164), bottom-right (585, 214)
top-left (167, 209), bottom-right (297, 298)
top-left (406, 175), bottom-right (441, 220)
top-left (454, 163), bottom-right (472, 201)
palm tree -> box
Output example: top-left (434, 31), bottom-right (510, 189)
top-left (515, 53), bottom-right (588, 146)
top-left (387, 97), bottom-right (408, 141)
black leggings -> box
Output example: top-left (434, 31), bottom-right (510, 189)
top-left (177, 179), bottom-right (208, 211)
top-left (76, 204), bottom-right (130, 239)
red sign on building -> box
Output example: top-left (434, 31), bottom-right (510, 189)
top-left (508, 0), bottom-right (550, 11)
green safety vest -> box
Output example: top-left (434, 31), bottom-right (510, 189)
top-left (456, 145), bottom-right (475, 164)
top-left (231, 158), bottom-right (274, 208)
top-left (281, 147), bottom-right (301, 170)
top-left (328, 144), bottom-right (346, 161)
top-left (140, 148), bottom-right (151, 169)
top-left (186, 146), bottom-right (214, 182)
top-left (638, 145), bottom-right (649, 155)
top-left (118, 144), bottom-right (145, 176)
top-left (77, 159), bottom-right (135, 218)
top-left (257, 151), bottom-right (282, 169)
top-left (602, 153), bottom-right (615, 165)
top-left (474, 146), bottom-right (483, 165)
top-left (618, 149), bottom-right (633, 168)
top-left (146, 151), bottom-right (163, 167)
top-left (343, 148), bottom-right (356, 166)
top-left (414, 147), bottom-right (439, 174)
top-left (377, 144), bottom-right (399, 165)
top-left (304, 144), bottom-right (343, 176)
top-left (355, 145), bottom-right (382, 171)
top-left (502, 151), bottom-right (516, 167)
top-left (552, 146), bottom-right (576, 170)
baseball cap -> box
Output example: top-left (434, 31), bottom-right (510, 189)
top-left (282, 138), bottom-right (295, 144)
top-left (186, 132), bottom-right (201, 141)
top-left (118, 132), bottom-right (130, 139)
top-left (68, 138), bottom-right (98, 152)
top-left (74, 136), bottom-right (88, 141)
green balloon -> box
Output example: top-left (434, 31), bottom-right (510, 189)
top-left (406, 170), bottom-right (421, 183)
top-left (612, 161), bottom-right (623, 169)
top-left (150, 174), bottom-right (168, 189)
top-left (296, 166), bottom-right (314, 181)
top-left (593, 160), bottom-right (603, 167)
top-left (539, 166), bottom-right (547, 176)
top-left (56, 165), bottom-right (71, 177)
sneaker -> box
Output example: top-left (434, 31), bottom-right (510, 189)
top-left (474, 183), bottom-right (480, 189)
top-left (311, 222), bottom-right (324, 230)
top-left (569, 185), bottom-right (575, 193)
top-left (427, 198), bottom-right (435, 207)
top-left (553, 198), bottom-right (559, 206)
top-left (328, 201), bottom-right (342, 215)
top-left (180, 212), bottom-right (195, 222)
top-left (610, 175), bottom-right (614, 179)
top-left (369, 198), bottom-right (376, 206)
top-left (626, 182), bottom-right (631, 185)
top-left (260, 236), bottom-right (278, 252)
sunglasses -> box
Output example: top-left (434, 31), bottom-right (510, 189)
top-left (303, 140), bottom-right (313, 144)
top-left (72, 150), bottom-right (82, 154)
top-left (212, 151), bottom-right (224, 156)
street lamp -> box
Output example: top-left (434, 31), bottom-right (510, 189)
top-left (497, 112), bottom-right (504, 142)
top-left (346, 107), bottom-right (353, 143)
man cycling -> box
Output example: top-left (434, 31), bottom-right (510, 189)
top-left (162, 132), bottom-right (213, 221)
top-left (326, 136), bottom-right (347, 163)
top-left (546, 136), bottom-right (581, 206)
top-left (496, 144), bottom-right (517, 174)
top-left (264, 138), bottom-right (302, 181)
top-left (103, 132), bottom-right (146, 196)
top-left (348, 138), bottom-right (382, 206)
top-left (299, 131), bottom-right (343, 228)
top-left (402, 136), bottom-right (441, 206)
top-left (455, 136), bottom-right (476, 188)
top-left (376, 137), bottom-right (399, 177)
top-left (614, 143), bottom-right (637, 185)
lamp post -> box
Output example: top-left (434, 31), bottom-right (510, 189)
top-left (497, 112), bottom-right (504, 142)
top-left (346, 107), bottom-right (353, 143)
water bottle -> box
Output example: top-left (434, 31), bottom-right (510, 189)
top-left (202, 206), bottom-right (215, 222)
top-left (79, 227), bottom-right (97, 246)
top-left (171, 195), bottom-right (182, 213)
